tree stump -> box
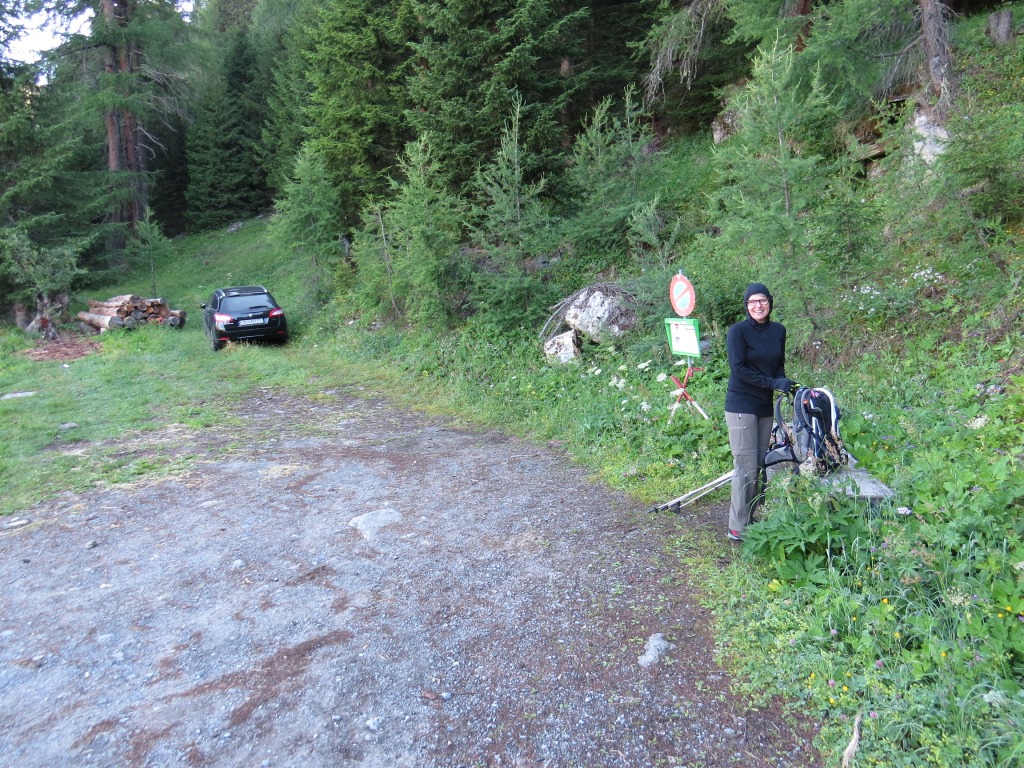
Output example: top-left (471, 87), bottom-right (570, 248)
top-left (987, 10), bottom-right (1014, 45)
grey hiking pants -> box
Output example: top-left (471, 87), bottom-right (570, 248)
top-left (725, 412), bottom-right (773, 535)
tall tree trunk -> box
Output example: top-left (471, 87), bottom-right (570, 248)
top-left (102, 0), bottom-right (148, 248)
top-left (918, 0), bottom-right (955, 120)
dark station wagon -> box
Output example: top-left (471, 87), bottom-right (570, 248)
top-left (201, 285), bottom-right (289, 351)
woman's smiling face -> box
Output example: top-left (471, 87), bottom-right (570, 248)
top-left (746, 293), bottom-right (770, 322)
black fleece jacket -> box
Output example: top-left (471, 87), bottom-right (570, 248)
top-left (725, 316), bottom-right (788, 417)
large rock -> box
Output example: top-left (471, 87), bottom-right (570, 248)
top-left (563, 286), bottom-right (637, 344)
top-left (913, 110), bottom-right (948, 166)
top-left (712, 108), bottom-right (739, 145)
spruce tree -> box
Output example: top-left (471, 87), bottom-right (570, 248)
top-left (303, 0), bottom-right (415, 226)
top-left (222, 30), bottom-right (271, 213)
top-left (185, 82), bottom-right (241, 230)
top-left (254, 0), bottom-right (315, 196)
top-left (351, 139), bottom-right (467, 326)
top-left (270, 145), bottom-right (346, 302)
top-left (406, 0), bottom-right (589, 191)
top-left (709, 39), bottom-right (837, 261)
top-left (468, 95), bottom-right (558, 329)
top-left (184, 31), bottom-right (272, 230)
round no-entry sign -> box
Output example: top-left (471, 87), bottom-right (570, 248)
top-left (669, 273), bottom-right (696, 317)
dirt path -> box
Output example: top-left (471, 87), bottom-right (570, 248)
top-left (1, 388), bottom-right (819, 767)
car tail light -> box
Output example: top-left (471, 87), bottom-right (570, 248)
top-left (214, 312), bottom-right (233, 330)
top-left (269, 308), bottom-right (284, 318)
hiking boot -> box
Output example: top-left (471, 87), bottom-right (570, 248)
top-left (727, 529), bottom-right (744, 542)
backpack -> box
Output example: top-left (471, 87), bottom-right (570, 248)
top-left (764, 386), bottom-right (848, 475)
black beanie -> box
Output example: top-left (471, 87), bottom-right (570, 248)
top-left (744, 282), bottom-right (773, 310)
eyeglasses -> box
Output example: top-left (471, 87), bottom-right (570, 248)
top-left (747, 299), bottom-right (769, 306)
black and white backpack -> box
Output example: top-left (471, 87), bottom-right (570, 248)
top-left (765, 386), bottom-right (848, 475)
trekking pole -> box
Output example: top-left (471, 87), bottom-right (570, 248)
top-left (648, 470), bottom-right (733, 514)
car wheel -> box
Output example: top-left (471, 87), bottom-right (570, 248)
top-left (212, 338), bottom-right (225, 351)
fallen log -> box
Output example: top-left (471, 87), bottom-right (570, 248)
top-left (88, 299), bottom-right (133, 311)
top-left (104, 294), bottom-right (144, 306)
top-left (84, 305), bottom-right (128, 318)
top-left (77, 311), bottom-right (124, 329)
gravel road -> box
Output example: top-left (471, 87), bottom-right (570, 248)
top-left (1, 387), bottom-right (819, 767)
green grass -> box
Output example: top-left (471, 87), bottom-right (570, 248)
top-left (0, 221), bottom-right (383, 515)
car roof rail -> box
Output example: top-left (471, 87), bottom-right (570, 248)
top-left (223, 285), bottom-right (268, 296)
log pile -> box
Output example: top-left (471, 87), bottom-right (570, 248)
top-left (77, 294), bottom-right (187, 333)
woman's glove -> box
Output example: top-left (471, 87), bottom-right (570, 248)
top-left (774, 377), bottom-right (798, 393)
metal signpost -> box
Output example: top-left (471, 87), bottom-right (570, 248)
top-left (664, 272), bottom-right (707, 423)
top-left (649, 271), bottom-right (734, 514)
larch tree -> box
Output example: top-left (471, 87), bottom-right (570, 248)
top-left (43, 0), bottom-right (193, 250)
top-left (0, 56), bottom-right (101, 331)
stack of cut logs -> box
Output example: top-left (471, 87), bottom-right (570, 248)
top-left (77, 294), bottom-right (187, 333)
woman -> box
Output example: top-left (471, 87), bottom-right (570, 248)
top-left (724, 283), bottom-right (795, 541)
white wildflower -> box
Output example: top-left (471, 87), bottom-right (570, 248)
top-left (945, 588), bottom-right (971, 608)
top-left (637, 360), bottom-right (653, 371)
top-left (896, 507), bottom-right (913, 516)
top-left (618, 365), bottom-right (627, 371)
top-left (640, 402), bottom-right (651, 413)
top-left (966, 414), bottom-right (989, 430)
top-left (983, 690), bottom-right (1009, 707)
top-left (1013, 561), bottom-right (1024, 574)
top-left (656, 373), bottom-right (668, 383)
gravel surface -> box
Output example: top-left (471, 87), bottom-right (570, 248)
top-left (1, 388), bottom-right (820, 767)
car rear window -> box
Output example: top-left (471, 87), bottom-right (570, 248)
top-left (220, 295), bottom-right (274, 314)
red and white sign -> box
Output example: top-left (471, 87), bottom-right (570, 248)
top-left (669, 273), bottom-right (696, 317)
